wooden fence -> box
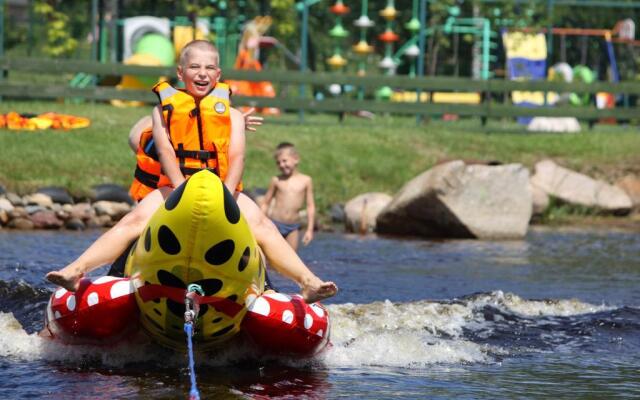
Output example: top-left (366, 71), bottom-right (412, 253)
top-left (1, 57), bottom-right (640, 121)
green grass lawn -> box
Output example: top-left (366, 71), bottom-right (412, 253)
top-left (1, 100), bottom-right (639, 221)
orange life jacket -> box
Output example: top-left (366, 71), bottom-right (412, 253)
top-left (129, 81), bottom-right (242, 201)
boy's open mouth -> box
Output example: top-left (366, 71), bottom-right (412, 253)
top-left (194, 81), bottom-right (209, 88)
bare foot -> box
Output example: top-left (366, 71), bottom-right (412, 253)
top-left (46, 270), bottom-right (83, 292)
top-left (301, 278), bottom-right (338, 304)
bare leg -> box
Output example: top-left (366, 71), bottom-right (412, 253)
top-left (236, 193), bottom-right (337, 303)
top-left (284, 229), bottom-right (300, 252)
top-left (46, 188), bottom-right (170, 291)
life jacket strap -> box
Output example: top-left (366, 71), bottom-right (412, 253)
top-left (134, 165), bottom-right (160, 189)
top-left (180, 166), bottom-right (219, 177)
top-left (174, 149), bottom-right (217, 162)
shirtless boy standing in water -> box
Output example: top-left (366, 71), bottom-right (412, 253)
top-left (261, 142), bottom-right (315, 251)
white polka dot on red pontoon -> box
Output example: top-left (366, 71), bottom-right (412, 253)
top-left (87, 292), bottom-right (99, 306)
top-left (66, 295), bottom-right (76, 311)
top-left (304, 313), bottom-right (313, 329)
top-left (264, 293), bottom-right (291, 302)
top-left (310, 303), bottom-right (325, 318)
top-left (282, 309), bottom-right (294, 324)
top-left (54, 288), bottom-right (67, 299)
top-left (249, 296), bottom-right (271, 316)
top-left (54, 311), bottom-right (61, 319)
top-left (110, 280), bottom-right (133, 299)
top-left (92, 276), bottom-right (120, 285)
top-left (316, 329), bottom-right (323, 337)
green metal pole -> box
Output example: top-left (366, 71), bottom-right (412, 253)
top-left (0, 0), bottom-right (4, 59)
top-left (299, 0), bottom-right (309, 121)
top-left (416, 0), bottom-right (427, 124)
top-left (91, 0), bottom-right (98, 62)
top-left (482, 19), bottom-right (490, 80)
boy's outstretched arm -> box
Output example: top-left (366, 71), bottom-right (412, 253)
top-left (302, 177), bottom-right (315, 246)
top-left (226, 108), bottom-right (246, 193)
top-left (152, 106), bottom-right (184, 188)
top-left (260, 177), bottom-right (277, 214)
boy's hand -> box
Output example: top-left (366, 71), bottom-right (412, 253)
top-left (242, 107), bottom-right (264, 132)
top-left (302, 230), bottom-right (314, 246)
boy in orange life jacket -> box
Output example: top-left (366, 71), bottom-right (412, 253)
top-left (261, 142), bottom-right (315, 251)
top-left (46, 40), bottom-right (337, 304)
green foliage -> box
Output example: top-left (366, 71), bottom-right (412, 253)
top-left (33, 0), bottom-right (79, 58)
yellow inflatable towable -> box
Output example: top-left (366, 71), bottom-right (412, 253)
top-left (125, 170), bottom-right (265, 350)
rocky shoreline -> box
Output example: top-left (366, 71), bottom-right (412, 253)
top-left (0, 184), bottom-right (133, 230)
top-left (1, 159), bottom-right (639, 235)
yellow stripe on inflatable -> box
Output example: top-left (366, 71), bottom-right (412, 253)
top-left (125, 170), bottom-right (264, 350)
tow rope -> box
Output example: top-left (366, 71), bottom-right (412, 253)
top-left (184, 283), bottom-right (204, 400)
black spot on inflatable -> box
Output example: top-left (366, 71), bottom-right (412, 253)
top-left (199, 304), bottom-right (209, 315)
top-left (165, 180), bottom-right (187, 211)
top-left (167, 299), bottom-right (184, 318)
top-left (212, 317), bottom-right (222, 324)
top-left (144, 227), bottom-right (151, 251)
top-left (153, 308), bottom-right (162, 316)
top-left (196, 278), bottom-right (223, 296)
top-left (158, 225), bottom-right (181, 255)
top-left (145, 314), bottom-right (163, 331)
top-left (211, 325), bottom-right (234, 337)
top-left (157, 270), bottom-right (185, 288)
top-left (171, 325), bottom-right (182, 331)
top-left (238, 246), bottom-right (250, 272)
top-left (226, 294), bottom-right (238, 302)
top-left (204, 239), bottom-right (235, 265)
top-left (222, 184), bottom-right (240, 224)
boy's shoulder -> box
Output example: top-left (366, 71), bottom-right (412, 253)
top-left (291, 172), bottom-right (312, 185)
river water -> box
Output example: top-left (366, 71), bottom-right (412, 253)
top-left (1, 227), bottom-right (639, 399)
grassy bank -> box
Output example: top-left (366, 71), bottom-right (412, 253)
top-left (1, 100), bottom-right (639, 222)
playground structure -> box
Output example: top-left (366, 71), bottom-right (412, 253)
top-left (64, 6), bottom-right (282, 111)
top-left (1, 0), bottom-right (640, 126)
top-left (502, 22), bottom-right (636, 127)
top-left (325, 0), bottom-right (495, 104)
top-left (224, 16), bottom-right (280, 115)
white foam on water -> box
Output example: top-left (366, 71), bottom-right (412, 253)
top-left (317, 292), bottom-right (612, 368)
top-left (1, 290), bottom-right (613, 369)
top-left (321, 300), bottom-right (493, 367)
top-left (0, 312), bottom-right (183, 367)
top-left (463, 290), bottom-right (612, 317)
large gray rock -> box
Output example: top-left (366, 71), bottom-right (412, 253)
top-left (531, 159), bottom-right (632, 213)
top-left (93, 201), bottom-right (132, 221)
top-left (530, 181), bottom-right (550, 216)
top-left (616, 174), bottom-right (640, 209)
top-left (376, 161), bottom-right (532, 239)
top-left (90, 184), bottom-right (134, 205)
top-left (23, 193), bottom-right (53, 207)
top-left (344, 192), bottom-right (393, 233)
top-left (36, 186), bottom-right (74, 205)
top-left (0, 198), bottom-right (14, 214)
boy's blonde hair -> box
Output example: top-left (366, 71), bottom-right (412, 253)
top-left (275, 142), bottom-right (299, 158)
top-left (178, 40), bottom-right (220, 67)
